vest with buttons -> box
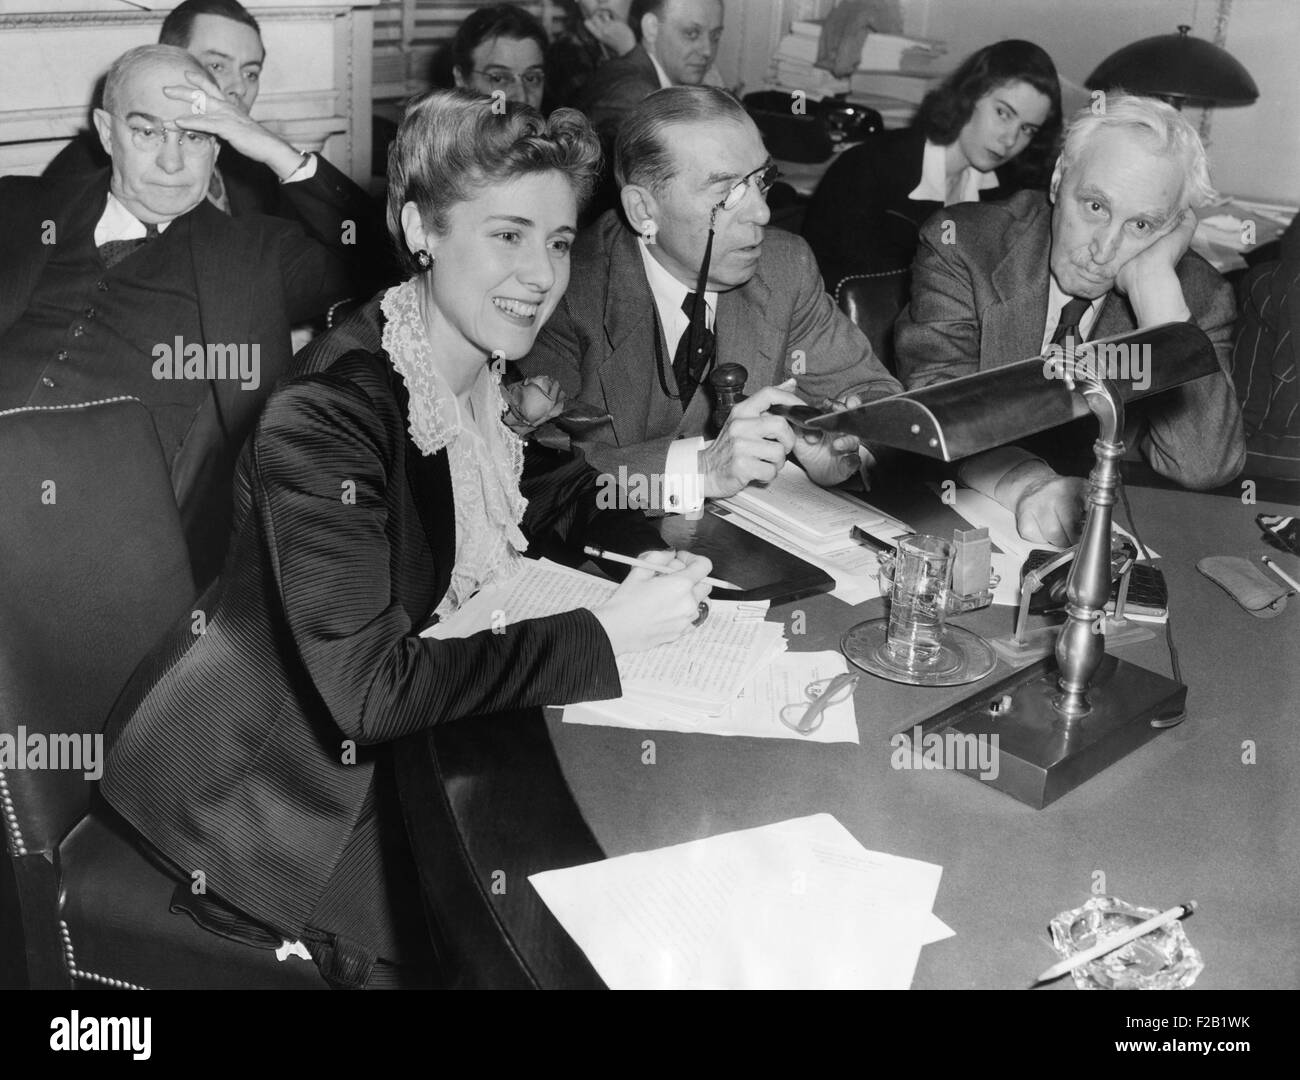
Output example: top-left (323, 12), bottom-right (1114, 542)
top-left (0, 198), bottom-right (206, 466)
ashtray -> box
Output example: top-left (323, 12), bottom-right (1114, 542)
top-left (1048, 896), bottom-right (1204, 990)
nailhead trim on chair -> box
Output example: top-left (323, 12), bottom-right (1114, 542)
top-left (833, 269), bottom-right (911, 305)
top-left (326, 296), bottom-right (359, 329)
top-left (0, 394), bottom-right (141, 420)
top-left (0, 772), bottom-right (25, 856)
top-left (59, 920), bottom-right (148, 990)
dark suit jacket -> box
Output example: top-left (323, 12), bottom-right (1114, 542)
top-left (102, 304), bottom-right (625, 947)
top-left (578, 42), bottom-right (661, 143)
top-left (895, 189), bottom-right (1246, 489)
top-left (1232, 218), bottom-right (1300, 478)
top-left (518, 210), bottom-right (903, 487)
top-left (546, 24), bottom-right (616, 112)
top-left (802, 127), bottom-right (1013, 291)
top-left (45, 132), bottom-right (395, 295)
top-left (0, 170), bottom-right (352, 584)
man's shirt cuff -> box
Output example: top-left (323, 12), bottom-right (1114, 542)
top-left (282, 152), bottom-right (319, 184)
top-left (663, 436), bottom-right (707, 514)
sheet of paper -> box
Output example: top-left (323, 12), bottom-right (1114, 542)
top-left (565, 650), bottom-right (860, 743)
top-left (425, 559), bottom-right (782, 710)
top-left (529, 814), bottom-right (952, 990)
top-left (721, 464), bottom-right (906, 551)
top-left (421, 557), bottom-right (614, 639)
top-left (618, 604), bottom-right (785, 711)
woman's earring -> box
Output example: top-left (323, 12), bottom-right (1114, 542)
top-left (415, 249), bottom-right (434, 271)
top-left (641, 222), bottom-right (657, 246)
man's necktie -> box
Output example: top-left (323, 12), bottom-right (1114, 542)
top-left (672, 292), bottom-right (716, 412)
top-left (98, 223), bottom-right (160, 270)
top-left (1050, 295), bottom-right (1093, 347)
top-left (207, 167), bottom-right (232, 214)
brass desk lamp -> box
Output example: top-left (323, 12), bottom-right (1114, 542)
top-left (806, 322), bottom-right (1221, 807)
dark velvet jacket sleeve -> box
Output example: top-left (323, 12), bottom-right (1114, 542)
top-left (252, 369), bottom-right (622, 746)
top-left (277, 156), bottom-right (400, 295)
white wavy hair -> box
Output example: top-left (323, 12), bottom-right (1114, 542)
top-left (1054, 92), bottom-right (1217, 209)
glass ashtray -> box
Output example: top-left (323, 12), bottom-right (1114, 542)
top-left (1048, 896), bottom-right (1204, 990)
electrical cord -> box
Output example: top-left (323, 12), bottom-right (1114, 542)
top-left (1118, 476), bottom-right (1181, 684)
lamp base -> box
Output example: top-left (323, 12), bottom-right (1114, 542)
top-left (898, 654), bottom-right (1186, 808)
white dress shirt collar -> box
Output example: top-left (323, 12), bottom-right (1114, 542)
top-left (907, 139), bottom-right (1000, 205)
top-left (636, 236), bottom-right (718, 358)
top-left (647, 49), bottom-right (673, 89)
top-left (93, 191), bottom-right (174, 247)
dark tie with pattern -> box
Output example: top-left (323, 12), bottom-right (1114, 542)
top-left (98, 222), bottom-right (160, 270)
top-left (672, 292), bottom-right (716, 411)
top-left (1050, 295), bottom-right (1093, 347)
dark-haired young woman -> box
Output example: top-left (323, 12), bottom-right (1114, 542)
top-left (803, 39), bottom-right (1063, 291)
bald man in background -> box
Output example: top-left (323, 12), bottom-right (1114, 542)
top-left (45, 0), bottom-right (393, 295)
top-left (4, 45), bottom-right (350, 584)
top-left (580, 0), bottom-right (725, 143)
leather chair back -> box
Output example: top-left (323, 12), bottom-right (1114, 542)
top-left (0, 398), bottom-right (195, 858)
top-left (835, 268), bottom-right (912, 376)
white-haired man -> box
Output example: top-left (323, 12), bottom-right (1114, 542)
top-left (896, 93), bottom-right (1246, 544)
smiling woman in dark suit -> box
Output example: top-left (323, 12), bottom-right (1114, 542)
top-left (100, 90), bottom-right (712, 989)
top-left (802, 40), bottom-right (1062, 291)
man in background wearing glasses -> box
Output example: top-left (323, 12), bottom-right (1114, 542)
top-left (45, 0), bottom-right (391, 297)
top-left (519, 87), bottom-right (901, 512)
top-left (0, 45), bottom-right (350, 585)
top-left (450, 4), bottom-right (550, 111)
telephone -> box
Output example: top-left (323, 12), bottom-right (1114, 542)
top-left (1021, 541), bottom-right (1169, 618)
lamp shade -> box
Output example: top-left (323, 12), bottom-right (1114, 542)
top-left (1086, 25), bottom-right (1259, 107)
top-left (802, 323), bottom-right (1218, 460)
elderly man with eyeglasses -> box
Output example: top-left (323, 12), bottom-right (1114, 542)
top-left (0, 45), bottom-right (350, 586)
top-left (44, 0), bottom-right (392, 296)
top-left (519, 87), bottom-right (901, 511)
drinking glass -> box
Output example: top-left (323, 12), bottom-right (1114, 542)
top-left (884, 535), bottom-right (951, 668)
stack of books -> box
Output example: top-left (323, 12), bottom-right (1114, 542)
top-left (769, 21), bottom-right (851, 100)
top-left (768, 19), bottom-right (949, 126)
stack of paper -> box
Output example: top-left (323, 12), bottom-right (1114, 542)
top-left (722, 464), bottom-right (902, 552)
top-left (716, 464), bottom-right (911, 605)
top-left (848, 33), bottom-right (947, 127)
top-left (421, 556), bottom-right (617, 639)
top-left (769, 23), bottom-right (851, 100)
top-left (424, 557), bottom-right (813, 724)
top-left (566, 649), bottom-right (860, 743)
top-left (529, 814), bottom-right (954, 989)
top-left (769, 28), bottom-right (852, 99)
top-left (617, 596), bottom-right (787, 715)
top-left (856, 33), bottom-right (947, 73)
top-left (766, 20), bottom-right (946, 120)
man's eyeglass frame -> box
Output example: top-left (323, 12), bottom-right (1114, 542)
top-left (712, 161), bottom-right (782, 219)
top-left (112, 116), bottom-right (217, 154)
top-left (471, 67), bottom-right (546, 92)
